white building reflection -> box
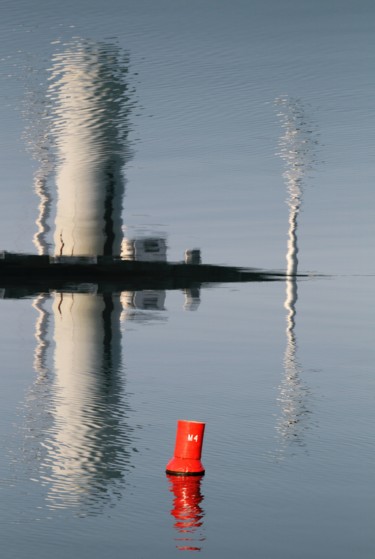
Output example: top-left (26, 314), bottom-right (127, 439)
top-left (276, 96), bottom-right (318, 449)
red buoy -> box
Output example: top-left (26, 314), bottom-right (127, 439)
top-left (166, 420), bottom-right (205, 476)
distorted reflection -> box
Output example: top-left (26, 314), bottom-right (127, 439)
top-left (32, 294), bottom-right (51, 377)
top-left (276, 96), bottom-right (318, 449)
top-left (183, 287), bottom-right (201, 312)
top-left (167, 475), bottom-right (205, 552)
top-left (21, 56), bottom-right (54, 255)
top-left (183, 250), bottom-right (201, 311)
top-left (120, 237), bottom-right (167, 322)
top-left (27, 290), bottom-right (134, 515)
top-left (33, 168), bottom-right (53, 255)
top-left (47, 39), bottom-right (133, 256)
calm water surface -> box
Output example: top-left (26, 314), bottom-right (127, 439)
top-left (0, 0), bottom-right (374, 557)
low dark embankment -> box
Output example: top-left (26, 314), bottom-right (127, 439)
top-left (0, 252), bottom-right (289, 297)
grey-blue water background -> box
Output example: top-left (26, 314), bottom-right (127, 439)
top-left (0, 0), bottom-right (374, 557)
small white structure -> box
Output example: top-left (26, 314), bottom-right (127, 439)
top-left (122, 237), bottom-right (167, 262)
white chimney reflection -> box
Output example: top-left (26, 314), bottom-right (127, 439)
top-left (276, 96), bottom-right (318, 448)
top-left (34, 290), bottom-right (133, 514)
top-left (48, 39), bottom-right (132, 256)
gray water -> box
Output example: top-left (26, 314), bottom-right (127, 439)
top-left (0, 1), bottom-right (374, 557)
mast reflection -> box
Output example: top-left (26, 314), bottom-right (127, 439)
top-left (22, 68), bottom-right (54, 255)
top-left (32, 294), bottom-right (51, 377)
top-left (276, 96), bottom-right (318, 449)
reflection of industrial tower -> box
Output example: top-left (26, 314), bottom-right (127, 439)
top-left (48, 39), bottom-right (132, 256)
top-left (26, 290), bottom-right (134, 515)
top-left (276, 96), bottom-right (318, 447)
top-left (25, 40), bottom-right (135, 514)
top-left (42, 290), bottom-right (132, 513)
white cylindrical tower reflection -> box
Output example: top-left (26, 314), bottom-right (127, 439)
top-left (37, 291), bottom-right (133, 513)
top-left (49, 40), bottom-right (132, 256)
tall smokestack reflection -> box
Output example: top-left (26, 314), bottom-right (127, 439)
top-left (276, 96), bottom-right (318, 448)
top-left (36, 290), bottom-right (134, 514)
top-left (48, 39), bottom-right (133, 256)
top-left (167, 475), bottom-right (205, 552)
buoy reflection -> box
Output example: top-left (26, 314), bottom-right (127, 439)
top-left (167, 475), bottom-right (205, 552)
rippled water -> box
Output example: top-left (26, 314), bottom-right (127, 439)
top-left (1, 0), bottom-right (374, 557)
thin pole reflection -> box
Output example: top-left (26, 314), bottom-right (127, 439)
top-left (21, 65), bottom-right (54, 255)
top-left (33, 170), bottom-right (53, 255)
top-left (32, 294), bottom-right (51, 378)
top-left (276, 96), bottom-right (318, 449)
